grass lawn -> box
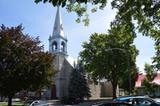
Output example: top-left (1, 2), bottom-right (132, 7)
top-left (0, 102), bottom-right (27, 106)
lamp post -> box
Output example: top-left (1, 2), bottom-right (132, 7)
top-left (105, 48), bottom-right (131, 95)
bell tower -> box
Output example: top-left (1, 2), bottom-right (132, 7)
top-left (49, 6), bottom-right (69, 99)
top-left (49, 6), bottom-right (67, 56)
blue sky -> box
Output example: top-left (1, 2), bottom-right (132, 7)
top-left (0, 0), bottom-right (155, 72)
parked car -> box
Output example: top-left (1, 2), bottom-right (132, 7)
top-left (91, 101), bottom-right (134, 106)
top-left (24, 99), bottom-right (34, 105)
top-left (12, 98), bottom-right (21, 102)
top-left (29, 100), bottom-right (49, 106)
top-left (3, 98), bottom-right (21, 102)
top-left (113, 96), bottom-right (160, 106)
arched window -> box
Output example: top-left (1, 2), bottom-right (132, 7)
top-left (52, 41), bottom-right (57, 51)
top-left (61, 41), bottom-right (65, 52)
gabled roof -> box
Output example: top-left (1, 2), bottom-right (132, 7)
top-left (135, 74), bottom-right (146, 88)
top-left (152, 73), bottom-right (160, 85)
top-left (135, 73), bottom-right (160, 87)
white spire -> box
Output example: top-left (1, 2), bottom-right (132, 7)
top-left (52, 6), bottom-right (66, 39)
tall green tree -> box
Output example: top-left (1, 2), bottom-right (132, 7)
top-left (80, 23), bottom-right (138, 98)
top-left (76, 60), bottom-right (91, 99)
top-left (119, 65), bottom-right (139, 94)
top-left (68, 60), bottom-right (90, 102)
top-left (143, 63), bottom-right (155, 95)
top-left (0, 25), bottom-right (55, 106)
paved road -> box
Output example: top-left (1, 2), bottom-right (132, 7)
top-left (48, 98), bottom-right (112, 106)
top-left (1, 97), bottom-right (160, 106)
top-left (48, 101), bottom-right (95, 106)
top-left (49, 97), bottom-right (160, 106)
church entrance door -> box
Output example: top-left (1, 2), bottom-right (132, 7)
top-left (51, 84), bottom-right (56, 99)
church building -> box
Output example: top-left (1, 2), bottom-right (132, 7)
top-left (48, 7), bottom-right (73, 99)
top-left (45, 7), bottom-right (115, 99)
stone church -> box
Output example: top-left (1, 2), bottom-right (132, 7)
top-left (44, 7), bottom-right (115, 99)
top-left (48, 7), bottom-right (73, 99)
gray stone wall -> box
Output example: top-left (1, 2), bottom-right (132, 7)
top-left (53, 55), bottom-right (73, 99)
top-left (89, 83), bottom-right (101, 99)
top-left (88, 81), bottom-right (119, 99)
top-left (100, 81), bottom-right (113, 97)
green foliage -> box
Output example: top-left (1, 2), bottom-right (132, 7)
top-left (80, 23), bottom-right (138, 98)
top-left (0, 25), bottom-right (55, 106)
top-left (119, 66), bottom-right (139, 94)
top-left (34, 0), bottom-right (160, 38)
top-left (68, 60), bottom-right (90, 102)
top-left (34, 0), bottom-right (107, 8)
top-left (112, 0), bottom-right (160, 38)
top-left (112, 1), bottom-right (160, 72)
top-left (143, 63), bottom-right (156, 96)
top-left (153, 39), bottom-right (160, 70)
top-left (144, 63), bottom-right (155, 81)
top-left (143, 79), bottom-right (156, 96)
top-left (66, 3), bottom-right (89, 26)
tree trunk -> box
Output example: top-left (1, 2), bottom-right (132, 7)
top-left (0, 95), bottom-right (2, 101)
top-left (112, 81), bottom-right (117, 99)
top-left (8, 95), bottom-right (12, 106)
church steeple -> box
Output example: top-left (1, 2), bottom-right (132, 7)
top-left (49, 7), bottom-right (67, 56)
top-left (52, 6), bottom-right (66, 39)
